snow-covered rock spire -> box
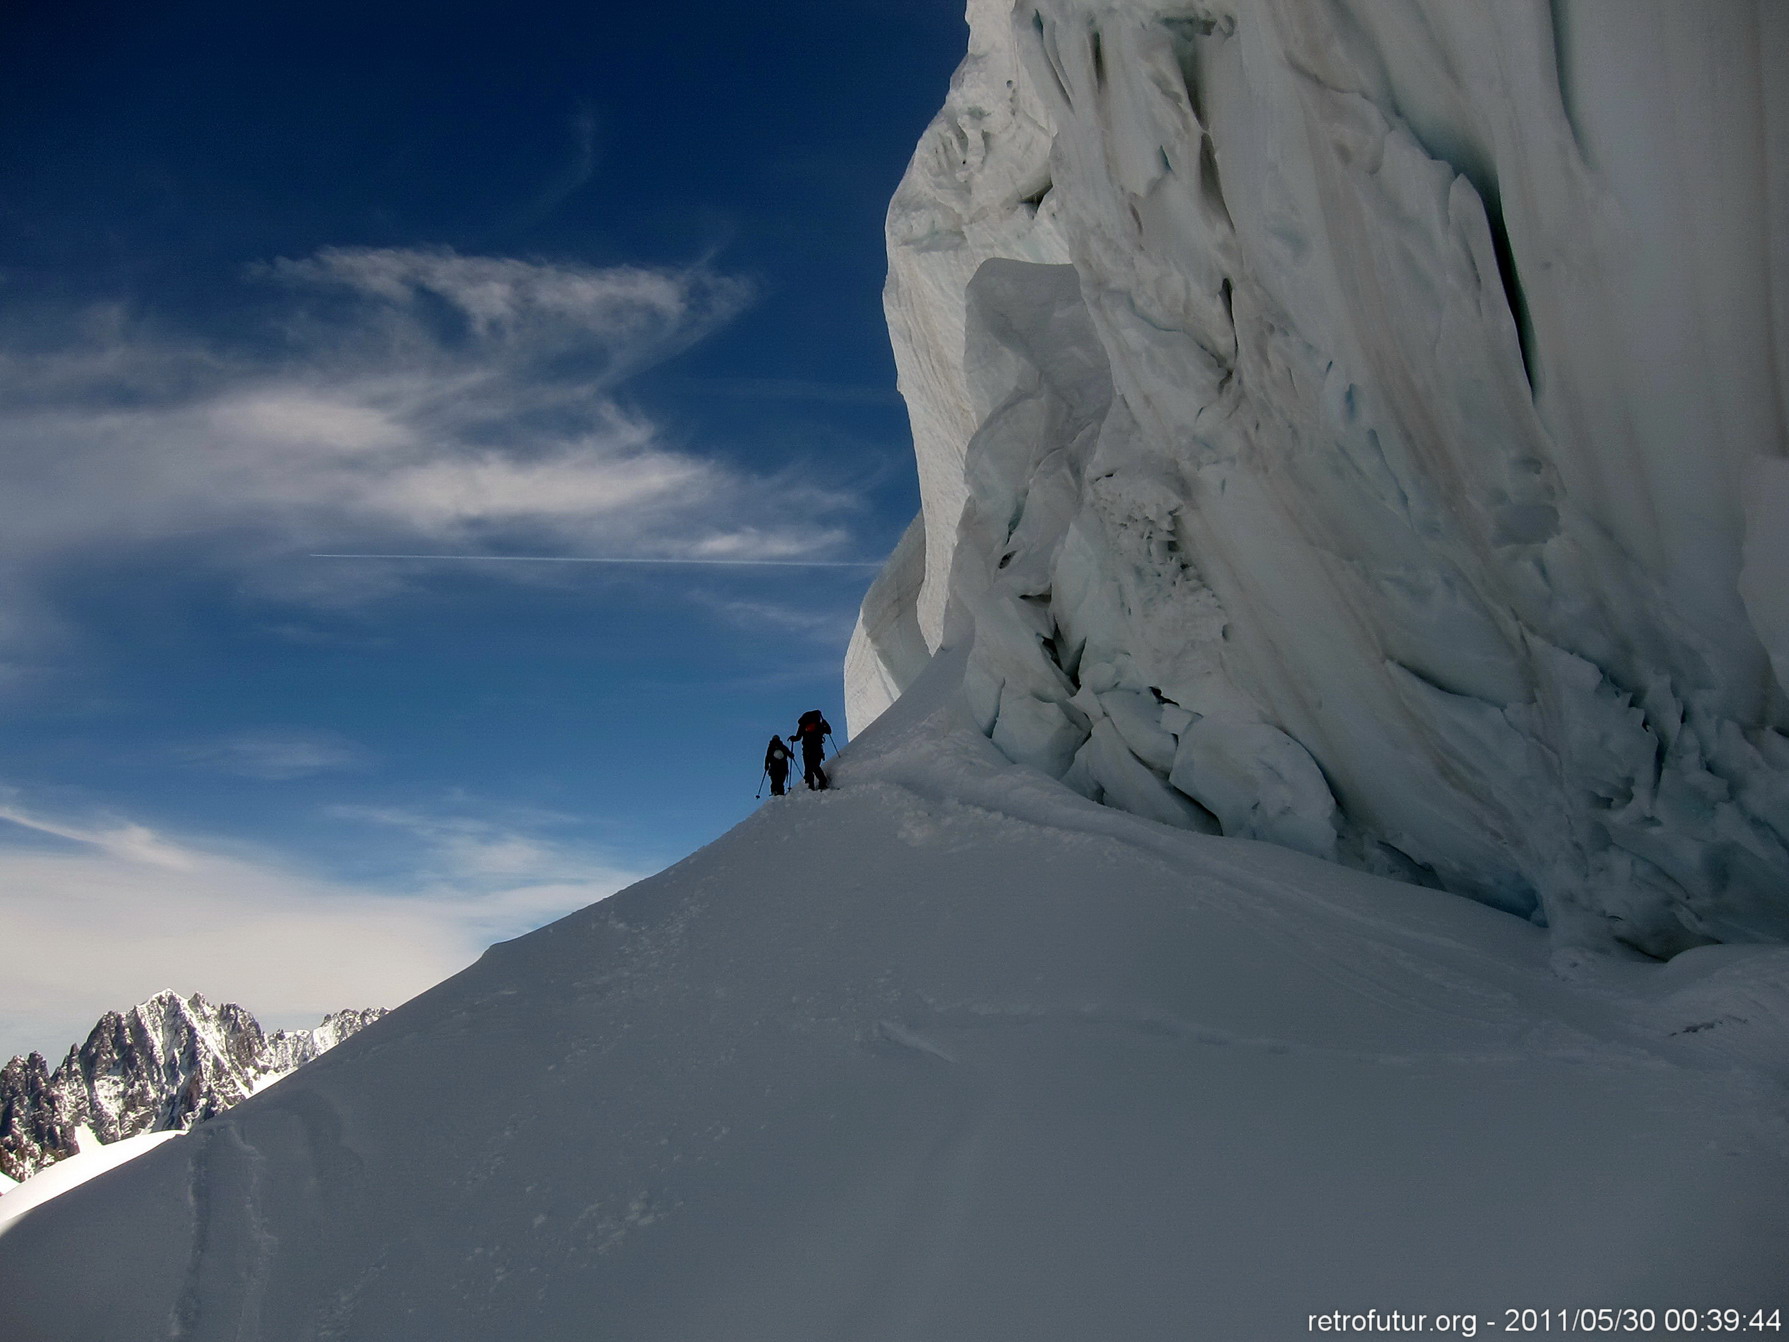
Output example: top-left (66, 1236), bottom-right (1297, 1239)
top-left (0, 991), bottom-right (384, 1182)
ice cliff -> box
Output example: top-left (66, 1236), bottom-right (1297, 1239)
top-left (847, 0), bottom-right (1789, 958)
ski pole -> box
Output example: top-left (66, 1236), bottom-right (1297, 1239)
top-left (756, 765), bottom-right (768, 799)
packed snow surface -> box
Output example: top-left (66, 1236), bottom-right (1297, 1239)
top-left (849, 0), bottom-right (1789, 957)
top-left (1, 672), bottom-right (1784, 1339)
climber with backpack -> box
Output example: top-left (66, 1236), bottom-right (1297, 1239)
top-left (763, 734), bottom-right (792, 797)
top-left (790, 709), bottom-right (833, 791)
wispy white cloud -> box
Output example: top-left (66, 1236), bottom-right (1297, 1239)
top-left (261, 245), bottom-right (740, 356)
top-left (0, 802), bottom-right (194, 869)
top-left (174, 727), bottom-right (373, 781)
top-left (667, 375), bottom-right (903, 406)
top-left (530, 103), bottom-right (602, 216)
top-left (0, 246), bottom-right (864, 655)
top-left (0, 794), bottom-right (642, 1061)
top-left (691, 593), bottom-right (860, 640)
top-left (324, 801), bottom-right (608, 883)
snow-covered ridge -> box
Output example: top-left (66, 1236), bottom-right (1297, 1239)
top-left (1, 691), bottom-right (1785, 1335)
top-left (0, 990), bottom-right (384, 1182)
top-left (848, 0), bottom-right (1789, 957)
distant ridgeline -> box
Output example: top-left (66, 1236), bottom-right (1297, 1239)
top-left (845, 0), bottom-right (1789, 958)
top-left (0, 991), bottom-right (384, 1182)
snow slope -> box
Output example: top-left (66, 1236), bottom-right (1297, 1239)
top-left (848, 0), bottom-right (1789, 957)
top-left (1, 668), bottom-right (1784, 1339)
top-left (0, 1128), bottom-right (182, 1239)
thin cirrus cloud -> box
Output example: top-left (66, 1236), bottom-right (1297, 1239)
top-left (325, 802), bottom-right (608, 881)
top-left (691, 594), bottom-right (860, 639)
top-left (666, 375), bottom-right (904, 406)
top-left (0, 795), bottom-right (643, 1061)
top-left (174, 727), bottom-right (374, 781)
top-left (257, 245), bottom-right (732, 359)
top-left (505, 102), bottom-right (603, 229)
top-left (0, 245), bottom-right (861, 647)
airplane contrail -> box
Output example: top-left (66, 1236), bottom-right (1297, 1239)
top-left (310, 552), bottom-right (884, 569)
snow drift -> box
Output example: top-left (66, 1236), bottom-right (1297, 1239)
top-left (847, 0), bottom-right (1789, 957)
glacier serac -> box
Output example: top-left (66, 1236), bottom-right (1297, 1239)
top-left (848, 0), bottom-right (1789, 958)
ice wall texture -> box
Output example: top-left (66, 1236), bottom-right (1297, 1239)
top-left (846, 0), bottom-right (1789, 956)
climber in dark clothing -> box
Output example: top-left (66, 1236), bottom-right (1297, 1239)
top-left (790, 709), bottom-right (833, 791)
top-left (764, 735), bottom-right (792, 797)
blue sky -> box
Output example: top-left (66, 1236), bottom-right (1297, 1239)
top-left (0, 0), bottom-right (965, 1058)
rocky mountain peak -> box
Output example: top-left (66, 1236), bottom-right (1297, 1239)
top-left (0, 991), bottom-right (384, 1183)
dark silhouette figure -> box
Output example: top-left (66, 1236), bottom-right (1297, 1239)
top-left (764, 735), bottom-right (792, 797)
top-left (791, 710), bottom-right (833, 791)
